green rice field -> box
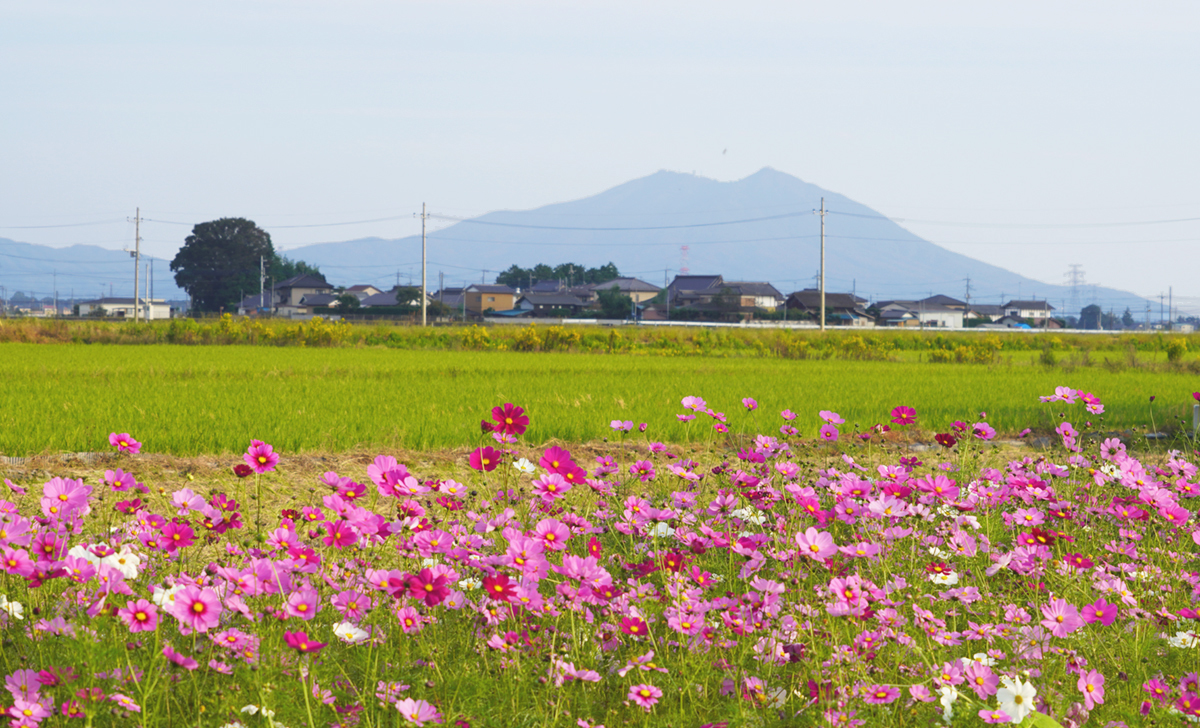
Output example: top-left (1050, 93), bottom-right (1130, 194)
top-left (1, 342), bottom-right (1195, 456)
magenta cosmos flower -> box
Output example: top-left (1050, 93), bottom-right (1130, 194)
top-left (628, 683), bottom-right (662, 710)
top-left (818, 410), bottom-right (844, 425)
top-left (108, 433), bottom-right (141, 454)
top-left (243, 440), bottom-right (279, 474)
top-left (742, 398), bottom-right (758, 411)
top-left (469, 446), bottom-right (501, 472)
top-left (890, 406), bottom-right (916, 425)
top-left (117, 599), bottom-right (158, 633)
top-left (284, 630), bottom-right (327, 654)
top-left (170, 585), bottom-right (222, 633)
top-left (1040, 597), bottom-right (1083, 638)
top-left (490, 403), bottom-right (529, 435)
top-left (819, 424), bottom-right (839, 442)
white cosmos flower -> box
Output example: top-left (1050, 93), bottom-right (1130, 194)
top-left (650, 522), bottom-right (674, 537)
top-left (458, 577), bottom-right (481, 591)
top-left (513, 458), bottom-right (536, 474)
top-left (0, 594), bottom-right (25, 621)
top-left (100, 547), bottom-right (141, 579)
top-left (151, 584), bottom-right (183, 608)
top-left (996, 676), bottom-right (1037, 724)
top-left (929, 572), bottom-right (959, 586)
top-left (332, 622), bottom-right (370, 644)
top-left (67, 545), bottom-right (102, 567)
top-left (938, 685), bottom-right (958, 723)
top-left (1167, 631), bottom-right (1200, 648)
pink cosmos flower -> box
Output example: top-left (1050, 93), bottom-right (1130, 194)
top-left (539, 446), bottom-right (574, 471)
top-left (403, 569), bottom-right (450, 607)
top-left (681, 396), bottom-right (707, 412)
top-left (1081, 598), bottom-right (1117, 626)
top-left (162, 645), bottom-right (199, 670)
top-left (628, 683), bottom-right (662, 710)
top-left (117, 599), bottom-right (158, 633)
top-left (862, 685), bottom-right (900, 704)
top-left (331, 590), bottom-right (372, 622)
top-left (469, 446), bottom-right (501, 472)
top-left (285, 586), bottom-right (321, 621)
top-left (532, 473), bottom-right (571, 503)
top-left (629, 460), bottom-right (656, 482)
top-left (1078, 670), bottom-right (1105, 710)
top-left (890, 406), bottom-right (916, 425)
top-left (818, 410), bottom-right (844, 425)
top-left (169, 585), bottom-right (222, 633)
top-left (322, 520), bottom-right (358, 549)
top-left (1039, 386), bottom-right (1078, 403)
top-left (243, 440), bottom-right (279, 474)
top-left (1040, 597), bottom-right (1083, 638)
top-left (491, 403), bottom-right (529, 435)
top-left (795, 527), bottom-right (837, 561)
top-left (108, 433), bottom-right (141, 454)
top-left (395, 698), bottom-right (441, 726)
top-left (534, 518), bottom-right (570, 551)
top-left (972, 422), bottom-right (996, 441)
top-left (819, 424), bottom-right (839, 442)
top-left (742, 397), bottom-right (757, 410)
top-left (9, 698), bottom-right (52, 722)
top-left (610, 419), bottom-right (633, 432)
top-left (284, 630), bottom-right (327, 654)
top-left (979, 709), bottom-right (1011, 724)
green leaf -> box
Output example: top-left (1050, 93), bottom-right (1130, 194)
top-left (1022, 712), bottom-right (1066, 728)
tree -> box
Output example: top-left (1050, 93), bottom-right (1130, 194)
top-left (335, 293), bottom-right (361, 310)
top-left (1122, 307), bottom-right (1135, 328)
top-left (171, 218), bottom-right (275, 313)
top-left (271, 255), bottom-right (322, 282)
top-left (1079, 304), bottom-right (1102, 330)
top-left (597, 285), bottom-right (633, 319)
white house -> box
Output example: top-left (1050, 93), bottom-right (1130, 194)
top-left (77, 297), bottom-right (173, 320)
top-left (1003, 300), bottom-right (1056, 321)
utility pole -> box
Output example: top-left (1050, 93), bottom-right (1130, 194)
top-left (439, 271), bottom-right (444, 304)
top-left (132, 208), bottom-right (141, 323)
top-left (1160, 293), bottom-right (1165, 329)
top-left (665, 269), bottom-right (670, 321)
top-left (964, 277), bottom-right (972, 308)
top-left (144, 263), bottom-right (150, 319)
top-left (260, 256), bottom-right (266, 312)
top-left (1169, 287), bottom-right (1173, 331)
top-left (817, 197), bottom-right (826, 332)
top-left (53, 270), bottom-right (57, 318)
top-left (420, 203), bottom-right (428, 327)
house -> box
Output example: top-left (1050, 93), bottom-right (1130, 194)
top-left (967, 304), bottom-right (1004, 322)
top-left (876, 299), bottom-right (964, 328)
top-left (514, 292), bottom-right (588, 316)
top-left (585, 277), bottom-right (662, 304)
top-left (725, 282), bottom-right (785, 310)
top-left (237, 293), bottom-right (272, 316)
top-left (464, 284), bottom-right (516, 313)
top-left (273, 274), bottom-right (334, 315)
top-left (360, 287), bottom-right (423, 308)
top-left (77, 297), bottom-right (173, 320)
top-left (666, 275), bottom-right (725, 307)
top-left (1003, 300), bottom-right (1056, 321)
top-left (345, 284), bottom-right (382, 301)
top-left (786, 290), bottom-right (874, 325)
top-left (433, 287), bottom-right (465, 311)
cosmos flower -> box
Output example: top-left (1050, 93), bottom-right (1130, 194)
top-left (890, 406), bottom-right (916, 425)
top-left (243, 440), bottom-right (279, 474)
top-left (627, 684), bottom-right (662, 710)
top-left (490, 403), bottom-right (529, 435)
top-left (108, 433), bottom-right (141, 454)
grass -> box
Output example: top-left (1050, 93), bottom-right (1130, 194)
top-left (1, 342), bottom-right (1197, 457)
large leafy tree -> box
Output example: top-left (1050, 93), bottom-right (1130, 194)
top-left (171, 218), bottom-right (275, 313)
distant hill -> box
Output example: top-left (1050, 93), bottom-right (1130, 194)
top-left (0, 238), bottom-right (186, 303)
top-left (287, 168), bottom-right (1152, 316)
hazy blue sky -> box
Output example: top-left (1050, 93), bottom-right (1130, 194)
top-left (3, 1), bottom-right (1198, 311)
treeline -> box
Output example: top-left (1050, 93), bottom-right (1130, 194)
top-left (495, 262), bottom-right (620, 289)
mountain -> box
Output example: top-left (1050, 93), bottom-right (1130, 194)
top-left (287, 168), bottom-right (1152, 316)
top-left (0, 238), bottom-right (186, 303)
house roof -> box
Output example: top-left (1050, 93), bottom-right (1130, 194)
top-left (346, 285), bottom-right (378, 293)
top-left (586, 277), bottom-right (661, 293)
top-left (516, 293), bottom-right (586, 307)
top-left (300, 293), bottom-right (339, 307)
top-left (82, 297), bottom-right (167, 306)
top-left (361, 288), bottom-right (422, 307)
top-left (970, 304), bottom-right (1004, 316)
top-left (787, 290), bottom-right (868, 311)
top-left (726, 281), bottom-right (783, 299)
top-left (920, 294), bottom-right (968, 308)
top-left (1004, 300), bottom-right (1055, 311)
top-left (668, 275), bottom-right (723, 291)
top-left (466, 284), bottom-right (516, 294)
top-left (239, 294), bottom-right (271, 309)
top-left (275, 274), bottom-right (331, 290)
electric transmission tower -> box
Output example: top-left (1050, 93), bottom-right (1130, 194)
top-left (1065, 264), bottom-right (1085, 319)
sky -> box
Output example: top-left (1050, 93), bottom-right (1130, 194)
top-left (2, 1), bottom-right (1198, 313)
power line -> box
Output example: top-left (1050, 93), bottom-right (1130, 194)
top-left (427, 211), bottom-right (810, 231)
top-left (826, 209), bottom-right (1200, 229)
top-left (0, 219), bottom-right (126, 229)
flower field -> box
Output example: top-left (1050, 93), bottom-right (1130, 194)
top-left (2, 387), bottom-right (1199, 727)
top-left (1, 343), bottom-right (1198, 456)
